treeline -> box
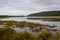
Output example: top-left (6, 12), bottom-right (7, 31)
top-left (28, 11), bottom-right (60, 16)
top-left (0, 15), bottom-right (25, 17)
top-left (0, 15), bottom-right (9, 18)
top-left (0, 15), bottom-right (25, 18)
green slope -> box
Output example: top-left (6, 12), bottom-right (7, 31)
top-left (28, 11), bottom-right (60, 16)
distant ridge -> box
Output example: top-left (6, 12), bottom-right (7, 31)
top-left (28, 11), bottom-right (60, 16)
top-left (0, 15), bottom-right (25, 18)
top-left (0, 15), bottom-right (25, 17)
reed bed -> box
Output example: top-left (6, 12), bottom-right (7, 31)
top-left (0, 28), bottom-right (60, 40)
top-left (0, 20), bottom-right (57, 30)
top-left (27, 18), bottom-right (60, 21)
top-left (0, 20), bottom-right (42, 28)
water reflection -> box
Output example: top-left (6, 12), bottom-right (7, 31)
top-left (0, 17), bottom-right (60, 26)
top-left (0, 17), bottom-right (60, 34)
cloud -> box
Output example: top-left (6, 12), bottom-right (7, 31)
top-left (0, 0), bottom-right (60, 15)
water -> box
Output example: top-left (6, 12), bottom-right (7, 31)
top-left (0, 17), bottom-right (60, 34)
top-left (0, 17), bottom-right (60, 26)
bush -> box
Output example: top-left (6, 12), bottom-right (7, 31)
top-left (0, 28), bottom-right (16, 40)
top-left (36, 30), bottom-right (52, 40)
top-left (14, 31), bottom-right (35, 40)
top-left (53, 31), bottom-right (60, 40)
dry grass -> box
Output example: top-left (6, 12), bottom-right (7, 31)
top-left (0, 20), bottom-right (57, 28)
top-left (27, 18), bottom-right (60, 21)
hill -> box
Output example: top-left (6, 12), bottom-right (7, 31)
top-left (28, 11), bottom-right (60, 16)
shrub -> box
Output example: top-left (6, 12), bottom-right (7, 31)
top-left (53, 31), bottom-right (60, 40)
top-left (14, 31), bottom-right (35, 40)
top-left (36, 30), bottom-right (52, 40)
top-left (0, 28), bottom-right (16, 40)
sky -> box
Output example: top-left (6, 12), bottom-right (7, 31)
top-left (0, 0), bottom-right (60, 16)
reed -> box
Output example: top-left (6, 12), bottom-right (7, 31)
top-left (0, 28), bottom-right (16, 40)
top-left (0, 28), bottom-right (60, 40)
top-left (54, 31), bottom-right (60, 40)
top-left (0, 20), bottom-right (57, 29)
top-left (36, 30), bottom-right (52, 40)
top-left (14, 31), bottom-right (35, 40)
top-left (27, 18), bottom-right (60, 21)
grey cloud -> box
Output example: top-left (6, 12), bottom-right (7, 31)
top-left (0, 0), bottom-right (60, 15)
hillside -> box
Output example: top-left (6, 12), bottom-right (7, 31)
top-left (28, 11), bottom-right (60, 16)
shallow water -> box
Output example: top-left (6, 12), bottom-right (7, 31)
top-left (0, 17), bottom-right (60, 34)
top-left (0, 17), bottom-right (60, 26)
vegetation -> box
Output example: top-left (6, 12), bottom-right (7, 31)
top-left (36, 30), bottom-right (52, 40)
top-left (27, 11), bottom-right (60, 21)
top-left (0, 11), bottom-right (60, 40)
top-left (53, 31), bottom-right (60, 40)
top-left (0, 20), bottom-right (56, 30)
top-left (0, 15), bottom-right (25, 19)
top-left (16, 21), bottom-right (26, 28)
top-left (0, 28), bottom-right (60, 40)
top-left (27, 22), bottom-right (40, 29)
top-left (0, 20), bottom-right (60, 40)
top-left (0, 16), bottom-right (8, 19)
top-left (28, 11), bottom-right (60, 16)
top-left (14, 31), bottom-right (35, 40)
top-left (0, 20), bottom-right (44, 28)
top-left (27, 18), bottom-right (60, 21)
top-left (0, 28), bottom-right (16, 40)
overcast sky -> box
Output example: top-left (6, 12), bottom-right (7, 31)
top-left (0, 0), bottom-right (60, 16)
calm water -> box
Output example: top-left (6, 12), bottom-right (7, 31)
top-left (0, 17), bottom-right (60, 33)
top-left (0, 17), bottom-right (60, 26)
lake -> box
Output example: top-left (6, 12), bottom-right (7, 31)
top-left (0, 17), bottom-right (60, 34)
top-left (0, 17), bottom-right (60, 26)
